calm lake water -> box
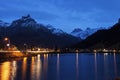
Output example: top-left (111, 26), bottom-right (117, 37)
top-left (0, 53), bottom-right (120, 80)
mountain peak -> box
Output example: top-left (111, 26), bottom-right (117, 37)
top-left (10, 14), bottom-right (37, 27)
top-left (71, 28), bottom-right (83, 33)
top-left (71, 27), bottom-right (105, 39)
top-left (46, 25), bottom-right (65, 35)
top-left (20, 14), bottom-right (35, 22)
top-left (22, 14), bottom-right (31, 20)
top-left (75, 20), bottom-right (120, 49)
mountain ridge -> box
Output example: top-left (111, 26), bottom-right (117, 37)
top-left (71, 27), bottom-right (106, 39)
top-left (0, 15), bottom-right (80, 49)
top-left (74, 18), bottom-right (120, 49)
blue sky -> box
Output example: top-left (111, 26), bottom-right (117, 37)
top-left (0, 0), bottom-right (120, 32)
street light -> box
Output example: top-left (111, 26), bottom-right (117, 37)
top-left (6, 43), bottom-right (10, 47)
top-left (4, 37), bottom-right (11, 49)
top-left (4, 37), bottom-right (8, 41)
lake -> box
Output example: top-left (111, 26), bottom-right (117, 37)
top-left (0, 53), bottom-right (120, 80)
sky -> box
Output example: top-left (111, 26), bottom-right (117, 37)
top-left (0, 0), bottom-right (120, 32)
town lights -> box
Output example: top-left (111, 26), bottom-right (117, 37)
top-left (4, 37), bottom-right (9, 41)
top-left (6, 43), bottom-right (10, 47)
top-left (4, 37), bottom-right (11, 49)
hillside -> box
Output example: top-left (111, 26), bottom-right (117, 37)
top-left (74, 19), bottom-right (120, 49)
top-left (0, 15), bottom-right (80, 49)
top-left (71, 27), bottom-right (106, 39)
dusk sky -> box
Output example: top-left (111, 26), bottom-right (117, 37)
top-left (0, 0), bottom-right (120, 32)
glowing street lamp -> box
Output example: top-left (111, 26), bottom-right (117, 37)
top-left (4, 37), bottom-right (11, 48)
top-left (6, 43), bottom-right (10, 47)
top-left (4, 37), bottom-right (8, 41)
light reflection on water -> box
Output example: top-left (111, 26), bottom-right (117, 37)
top-left (30, 54), bottom-right (42, 80)
top-left (43, 54), bottom-right (48, 80)
top-left (0, 53), bottom-right (120, 80)
top-left (76, 53), bottom-right (79, 80)
top-left (57, 54), bottom-right (60, 80)
top-left (22, 57), bottom-right (27, 80)
top-left (0, 62), bottom-right (11, 80)
top-left (11, 61), bottom-right (17, 80)
top-left (94, 53), bottom-right (97, 80)
top-left (114, 53), bottom-right (117, 77)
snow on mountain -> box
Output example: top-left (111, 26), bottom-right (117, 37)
top-left (71, 27), bottom-right (106, 39)
top-left (10, 15), bottom-right (66, 36)
top-left (0, 20), bottom-right (10, 27)
top-left (46, 25), bottom-right (65, 35)
top-left (10, 14), bottom-right (39, 28)
top-left (71, 28), bottom-right (83, 33)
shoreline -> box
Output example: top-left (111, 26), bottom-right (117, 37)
top-left (0, 51), bottom-right (119, 62)
top-left (0, 52), bottom-right (36, 62)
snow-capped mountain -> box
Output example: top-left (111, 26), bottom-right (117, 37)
top-left (46, 25), bottom-right (65, 35)
top-left (0, 20), bottom-right (10, 27)
top-left (71, 27), bottom-right (106, 39)
top-left (0, 15), bottom-right (80, 48)
top-left (10, 14), bottom-right (39, 28)
top-left (10, 15), bottom-right (65, 35)
top-left (75, 18), bottom-right (120, 49)
top-left (71, 28), bottom-right (83, 33)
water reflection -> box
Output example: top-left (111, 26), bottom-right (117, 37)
top-left (22, 57), bottom-right (27, 80)
top-left (31, 57), bottom-right (35, 80)
top-left (36, 54), bottom-right (42, 80)
top-left (104, 53), bottom-right (109, 80)
top-left (43, 54), bottom-right (48, 80)
top-left (103, 53), bottom-right (118, 79)
top-left (11, 61), bottom-right (17, 80)
top-left (57, 54), bottom-right (60, 80)
top-left (31, 54), bottom-right (42, 80)
top-left (0, 62), bottom-right (11, 80)
top-left (114, 53), bottom-right (117, 77)
top-left (76, 53), bottom-right (79, 80)
top-left (0, 53), bottom-right (120, 80)
top-left (104, 53), bottom-right (108, 56)
top-left (94, 53), bottom-right (97, 80)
